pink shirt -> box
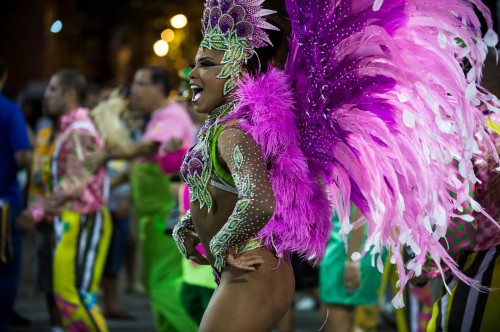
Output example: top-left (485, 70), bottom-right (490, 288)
top-left (139, 102), bottom-right (195, 164)
top-left (30, 108), bottom-right (107, 221)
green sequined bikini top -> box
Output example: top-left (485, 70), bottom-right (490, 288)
top-left (180, 102), bottom-right (238, 212)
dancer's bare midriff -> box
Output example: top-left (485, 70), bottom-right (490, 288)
top-left (190, 173), bottom-right (295, 331)
top-left (190, 176), bottom-right (239, 266)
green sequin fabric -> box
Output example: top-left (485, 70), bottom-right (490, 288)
top-left (210, 142), bottom-right (256, 271)
top-left (181, 102), bottom-right (236, 212)
top-left (200, 29), bottom-right (254, 95)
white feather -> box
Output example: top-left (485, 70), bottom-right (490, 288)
top-left (486, 103), bottom-right (500, 113)
top-left (391, 292), bottom-right (405, 309)
top-left (457, 214), bottom-right (474, 222)
top-left (372, 0), bottom-right (383, 11)
top-left (398, 93), bottom-right (409, 103)
top-left (377, 256), bottom-right (384, 273)
top-left (403, 109), bottom-right (416, 128)
top-left (484, 29), bottom-right (499, 47)
top-left (466, 68), bottom-right (476, 82)
top-left (458, 160), bottom-right (467, 178)
top-left (469, 198), bottom-right (481, 212)
top-left (351, 252), bottom-right (361, 261)
top-left (465, 82), bottom-right (477, 101)
top-left (438, 32), bottom-right (447, 49)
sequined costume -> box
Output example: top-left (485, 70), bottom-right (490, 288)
top-left (174, 0), bottom-right (500, 309)
top-left (174, 67), bottom-right (329, 280)
top-left (29, 108), bottom-right (112, 332)
top-left (172, 0), bottom-right (328, 286)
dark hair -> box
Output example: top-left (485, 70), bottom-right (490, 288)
top-left (245, 18), bottom-right (286, 76)
top-left (0, 57), bottom-right (6, 78)
top-left (55, 69), bottom-right (87, 104)
top-left (143, 66), bottom-right (172, 96)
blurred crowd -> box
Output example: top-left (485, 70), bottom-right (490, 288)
top-left (0, 49), bottom-right (499, 332)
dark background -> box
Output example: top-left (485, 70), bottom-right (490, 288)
top-left (0, 0), bottom-right (498, 98)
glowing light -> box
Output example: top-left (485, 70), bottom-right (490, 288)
top-left (170, 14), bottom-right (188, 29)
top-left (153, 40), bottom-right (169, 57)
top-left (50, 20), bottom-right (63, 33)
top-left (161, 29), bottom-right (175, 42)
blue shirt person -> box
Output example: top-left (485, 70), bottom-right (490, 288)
top-left (0, 92), bottom-right (32, 206)
top-left (0, 58), bottom-right (32, 332)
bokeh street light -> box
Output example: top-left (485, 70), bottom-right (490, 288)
top-left (170, 14), bottom-right (187, 29)
top-left (153, 40), bottom-right (169, 57)
top-left (50, 20), bottom-right (63, 33)
top-left (161, 29), bottom-right (175, 42)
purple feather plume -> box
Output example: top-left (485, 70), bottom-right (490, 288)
top-left (225, 67), bottom-right (333, 262)
top-left (285, 0), bottom-right (500, 307)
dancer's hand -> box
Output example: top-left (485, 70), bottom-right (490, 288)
top-left (226, 247), bottom-right (264, 271)
top-left (15, 209), bottom-right (36, 231)
top-left (184, 229), bottom-right (209, 265)
top-left (344, 259), bottom-right (361, 292)
top-left (83, 150), bottom-right (107, 172)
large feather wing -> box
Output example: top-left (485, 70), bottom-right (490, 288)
top-left (284, 0), bottom-right (499, 307)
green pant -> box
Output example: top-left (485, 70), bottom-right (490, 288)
top-left (140, 219), bottom-right (197, 332)
top-left (181, 282), bottom-right (214, 325)
top-left (132, 162), bottom-right (197, 332)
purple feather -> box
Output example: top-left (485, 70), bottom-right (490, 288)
top-left (225, 68), bottom-right (333, 261)
top-left (285, 0), bottom-right (499, 307)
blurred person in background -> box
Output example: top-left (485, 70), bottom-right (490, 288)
top-left (16, 69), bottom-right (112, 331)
top-left (85, 66), bottom-right (198, 332)
top-left (26, 96), bottom-right (61, 331)
top-left (0, 56), bottom-right (33, 332)
top-left (102, 163), bottom-right (133, 320)
top-left (120, 106), bottom-right (146, 295)
top-left (90, 88), bottom-right (135, 320)
top-left (320, 206), bottom-right (385, 332)
top-left (18, 81), bottom-right (49, 142)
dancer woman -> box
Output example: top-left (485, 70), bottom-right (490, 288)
top-left (174, 16), bottom-right (300, 330)
top-left (174, 0), bottom-right (499, 330)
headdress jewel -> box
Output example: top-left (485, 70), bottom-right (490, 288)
top-left (201, 0), bottom-right (279, 95)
